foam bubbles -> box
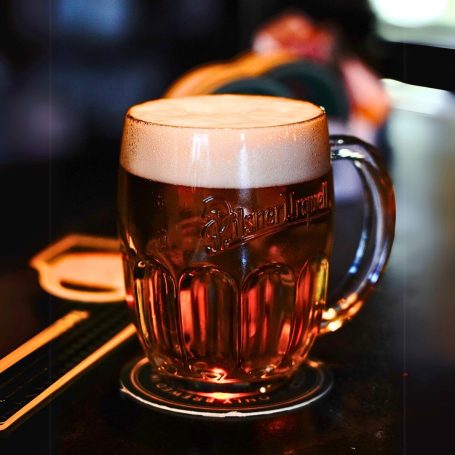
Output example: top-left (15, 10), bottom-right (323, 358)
top-left (120, 95), bottom-right (330, 188)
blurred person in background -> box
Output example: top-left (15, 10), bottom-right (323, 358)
top-left (252, 8), bottom-right (391, 145)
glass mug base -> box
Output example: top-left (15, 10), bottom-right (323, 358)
top-left (120, 357), bottom-right (332, 419)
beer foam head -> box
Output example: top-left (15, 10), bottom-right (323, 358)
top-left (121, 95), bottom-right (330, 188)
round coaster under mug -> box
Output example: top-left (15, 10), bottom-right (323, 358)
top-left (120, 357), bottom-right (332, 420)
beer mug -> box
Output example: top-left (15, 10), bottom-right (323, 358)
top-left (118, 95), bottom-right (395, 398)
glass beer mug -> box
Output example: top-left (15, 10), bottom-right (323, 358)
top-left (118, 95), bottom-right (395, 405)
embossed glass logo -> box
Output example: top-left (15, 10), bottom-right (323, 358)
top-left (201, 181), bottom-right (330, 254)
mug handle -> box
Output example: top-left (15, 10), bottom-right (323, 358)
top-left (319, 135), bottom-right (396, 334)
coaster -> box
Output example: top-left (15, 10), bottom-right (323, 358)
top-left (30, 234), bottom-right (125, 303)
top-left (120, 357), bottom-right (332, 419)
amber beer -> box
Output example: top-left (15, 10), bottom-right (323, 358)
top-left (118, 95), bottom-right (334, 388)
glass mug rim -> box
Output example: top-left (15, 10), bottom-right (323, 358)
top-left (124, 94), bottom-right (326, 131)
